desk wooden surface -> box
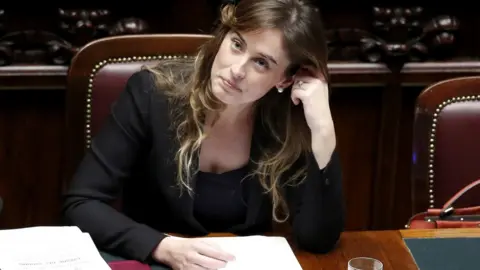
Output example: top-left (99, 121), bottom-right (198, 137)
top-left (293, 228), bottom-right (479, 270)
top-left (293, 230), bottom-right (416, 270)
top-left (400, 228), bottom-right (480, 238)
top-left (206, 228), bottom-right (480, 269)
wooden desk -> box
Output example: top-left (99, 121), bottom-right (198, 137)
top-left (400, 228), bottom-right (480, 238)
top-left (185, 229), bottom-right (480, 269)
top-left (290, 228), bottom-right (480, 270)
top-left (293, 230), bottom-right (417, 270)
top-left (206, 230), bottom-right (415, 269)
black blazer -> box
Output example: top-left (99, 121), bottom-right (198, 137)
top-left (62, 70), bottom-right (345, 263)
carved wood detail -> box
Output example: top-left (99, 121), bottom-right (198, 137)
top-left (0, 7), bottom-right (462, 67)
top-left (327, 7), bottom-right (460, 70)
top-left (0, 9), bottom-right (149, 65)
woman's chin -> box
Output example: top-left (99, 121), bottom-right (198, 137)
top-left (212, 88), bottom-right (238, 104)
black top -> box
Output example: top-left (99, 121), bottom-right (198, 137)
top-left (61, 70), bottom-right (345, 263)
top-left (193, 166), bottom-right (249, 232)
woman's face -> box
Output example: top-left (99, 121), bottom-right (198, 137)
top-left (210, 28), bottom-right (293, 107)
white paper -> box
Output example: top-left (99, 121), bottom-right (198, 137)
top-left (0, 226), bottom-right (111, 270)
top-left (202, 236), bottom-right (303, 270)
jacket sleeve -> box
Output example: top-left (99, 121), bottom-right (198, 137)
top-left (285, 149), bottom-right (345, 253)
top-left (62, 70), bottom-right (166, 262)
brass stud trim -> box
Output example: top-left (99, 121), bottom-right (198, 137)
top-left (84, 54), bottom-right (193, 149)
top-left (427, 94), bottom-right (480, 208)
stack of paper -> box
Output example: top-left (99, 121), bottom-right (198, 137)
top-left (202, 235), bottom-right (303, 270)
top-left (0, 226), bottom-right (111, 270)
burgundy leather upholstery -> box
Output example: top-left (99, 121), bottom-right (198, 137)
top-left (90, 63), bottom-right (154, 136)
top-left (434, 102), bottom-right (480, 206)
top-left (64, 34), bottom-right (212, 187)
top-left (412, 77), bottom-right (480, 213)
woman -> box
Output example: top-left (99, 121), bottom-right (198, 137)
top-left (62, 0), bottom-right (345, 269)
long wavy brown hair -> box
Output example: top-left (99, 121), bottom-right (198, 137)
top-left (146, 0), bottom-right (329, 222)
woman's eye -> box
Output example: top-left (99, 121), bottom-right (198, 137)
top-left (231, 39), bottom-right (242, 50)
top-left (255, 59), bottom-right (269, 69)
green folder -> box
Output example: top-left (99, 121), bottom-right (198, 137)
top-left (404, 237), bottom-right (480, 270)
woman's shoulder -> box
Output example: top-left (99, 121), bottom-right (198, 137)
top-left (113, 69), bottom-right (176, 123)
top-left (124, 68), bottom-right (174, 104)
top-left (125, 68), bottom-right (158, 94)
top-left (121, 62), bottom-right (193, 118)
top-left (128, 61), bottom-right (193, 92)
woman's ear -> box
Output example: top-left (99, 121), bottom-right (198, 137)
top-left (276, 63), bottom-right (300, 89)
top-left (276, 76), bottom-right (294, 90)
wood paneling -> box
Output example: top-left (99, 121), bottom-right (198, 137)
top-left (331, 85), bottom-right (383, 230)
top-left (0, 89), bottom-right (64, 228)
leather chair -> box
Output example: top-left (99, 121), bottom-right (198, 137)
top-left (63, 34), bottom-right (212, 189)
top-left (412, 76), bottom-right (480, 214)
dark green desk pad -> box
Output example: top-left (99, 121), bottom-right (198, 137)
top-left (403, 237), bottom-right (479, 270)
top-left (100, 251), bottom-right (170, 270)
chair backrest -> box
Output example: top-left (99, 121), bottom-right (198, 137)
top-left (64, 34), bottom-right (212, 186)
top-left (412, 76), bottom-right (480, 213)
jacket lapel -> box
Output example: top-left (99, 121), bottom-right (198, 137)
top-left (161, 133), bottom-right (207, 234)
top-left (230, 115), bottom-right (270, 233)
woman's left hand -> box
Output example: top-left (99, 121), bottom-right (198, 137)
top-left (290, 67), bottom-right (336, 169)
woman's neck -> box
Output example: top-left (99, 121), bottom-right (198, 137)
top-left (206, 103), bottom-right (254, 128)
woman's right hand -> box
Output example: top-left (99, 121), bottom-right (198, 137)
top-left (153, 236), bottom-right (236, 270)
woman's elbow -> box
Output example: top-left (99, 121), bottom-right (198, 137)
top-left (292, 215), bottom-right (344, 254)
top-left (294, 227), bottom-right (342, 254)
top-left (61, 196), bottom-right (88, 224)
